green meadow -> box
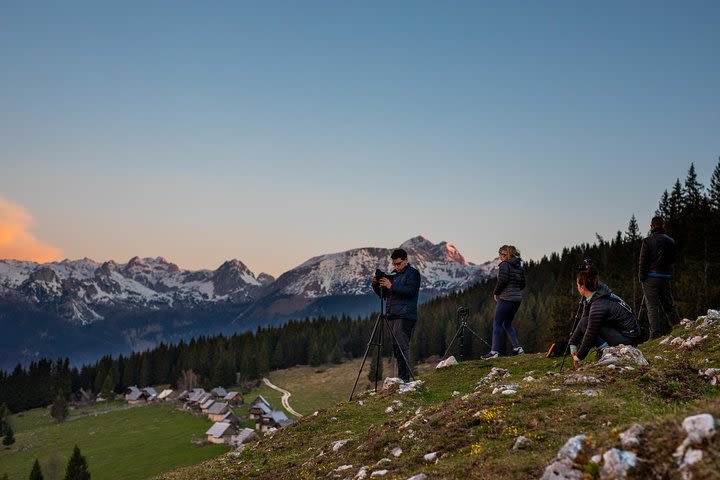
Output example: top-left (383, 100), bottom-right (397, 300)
top-left (0, 402), bottom-right (229, 480)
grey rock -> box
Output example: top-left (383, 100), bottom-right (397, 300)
top-left (423, 451), bottom-right (439, 462)
top-left (331, 439), bottom-right (349, 452)
top-left (513, 435), bottom-right (533, 450)
top-left (599, 449), bottom-right (637, 480)
top-left (399, 380), bottom-right (424, 394)
top-left (436, 356), bottom-right (458, 369)
top-left (596, 345), bottom-right (649, 367)
top-left (541, 458), bottom-right (584, 480)
top-left (392, 447), bottom-right (403, 457)
top-left (564, 375), bottom-right (600, 385)
top-left (558, 435), bottom-right (587, 461)
top-left (619, 423), bottom-right (644, 449)
top-left (370, 469), bottom-right (388, 477)
top-left (406, 474), bottom-right (428, 480)
top-left (682, 413), bottom-right (716, 444)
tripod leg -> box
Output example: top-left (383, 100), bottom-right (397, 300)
top-left (349, 314), bottom-right (383, 401)
top-left (374, 319), bottom-right (383, 392)
top-left (462, 325), bottom-right (492, 349)
top-left (384, 317), bottom-right (416, 382)
top-left (560, 302), bottom-right (584, 373)
top-left (442, 327), bottom-right (463, 359)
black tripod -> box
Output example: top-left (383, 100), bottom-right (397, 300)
top-left (349, 287), bottom-right (415, 401)
top-left (559, 299), bottom-right (584, 372)
top-left (443, 306), bottom-right (491, 361)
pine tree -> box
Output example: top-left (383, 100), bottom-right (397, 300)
top-left (625, 215), bottom-right (640, 242)
top-left (655, 189), bottom-right (670, 219)
top-left (668, 179), bottom-right (684, 221)
top-left (29, 458), bottom-right (44, 480)
top-left (63, 445), bottom-right (90, 480)
top-left (0, 403), bottom-right (7, 436)
top-left (2, 425), bottom-right (14, 446)
top-left (683, 162), bottom-right (705, 212)
top-left (709, 157), bottom-right (720, 212)
top-left (99, 374), bottom-right (115, 401)
top-left (50, 391), bottom-right (69, 423)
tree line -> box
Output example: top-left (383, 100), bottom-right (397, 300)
top-left (2, 160), bottom-right (719, 415)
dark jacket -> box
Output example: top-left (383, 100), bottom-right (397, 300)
top-left (573, 290), bottom-right (640, 360)
top-left (493, 256), bottom-right (525, 302)
top-left (581, 282), bottom-right (611, 318)
top-left (372, 264), bottom-right (421, 321)
top-left (639, 227), bottom-right (676, 280)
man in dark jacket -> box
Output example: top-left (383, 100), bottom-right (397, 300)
top-left (639, 216), bottom-right (681, 339)
top-left (371, 248), bottom-right (421, 382)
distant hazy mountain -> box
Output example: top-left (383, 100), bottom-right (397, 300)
top-left (0, 236), bottom-right (495, 368)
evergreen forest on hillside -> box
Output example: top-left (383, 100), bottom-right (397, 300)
top-left (2, 160), bottom-right (719, 415)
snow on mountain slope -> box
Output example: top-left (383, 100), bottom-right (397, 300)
top-left (0, 256), bottom-right (268, 324)
top-left (263, 235), bottom-right (496, 299)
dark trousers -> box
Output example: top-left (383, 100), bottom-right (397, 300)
top-left (389, 317), bottom-right (415, 382)
top-left (642, 277), bottom-right (681, 339)
top-left (571, 316), bottom-right (640, 349)
top-left (491, 299), bottom-right (521, 353)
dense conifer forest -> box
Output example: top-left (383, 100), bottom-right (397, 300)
top-left (2, 160), bottom-right (719, 415)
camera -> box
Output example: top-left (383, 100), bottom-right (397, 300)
top-left (576, 258), bottom-right (593, 272)
top-left (375, 269), bottom-right (389, 280)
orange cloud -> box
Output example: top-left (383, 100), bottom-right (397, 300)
top-left (0, 196), bottom-right (62, 263)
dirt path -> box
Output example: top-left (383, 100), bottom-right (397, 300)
top-left (262, 377), bottom-right (303, 418)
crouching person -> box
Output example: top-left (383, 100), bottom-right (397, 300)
top-left (569, 268), bottom-right (641, 368)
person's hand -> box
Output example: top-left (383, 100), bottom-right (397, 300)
top-left (572, 353), bottom-right (580, 369)
top-left (493, 294), bottom-right (499, 302)
top-left (379, 278), bottom-right (392, 290)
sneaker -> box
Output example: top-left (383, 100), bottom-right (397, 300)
top-left (512, 347), bottom-right (524, 355)
top-left (481, 351), bottom-right (499, 360)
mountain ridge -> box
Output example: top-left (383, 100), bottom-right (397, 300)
top-left (0, 236), bottom-right (496, 367)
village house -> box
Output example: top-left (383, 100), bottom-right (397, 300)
top-left (143, 387), bottom-right (158, 401)
top-left (248, 395), bottom-right (273, 420)
top-left (218, 410), bottom-right (241, 427)
top-left (205, 422), bottom-right (237, 444)
top-left (207, 402), bottom-right (232, 422)
top-left (157, 389), bottom-right (174, 401)
top-left (257, 411), bottom-right (293, 432)
top-left (125, 386), bottom-right (150, 405)
top-left (231, 428), bottom-right (259, 448)
top-left (210, 387), bottom-right (228, 399)
top-left (200, 398), bottom-right (216, 414)
top-left (223, 391), bottom-right (243, 406)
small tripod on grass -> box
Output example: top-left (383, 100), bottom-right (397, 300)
top-left (443, 307), bottom-right (491, 361)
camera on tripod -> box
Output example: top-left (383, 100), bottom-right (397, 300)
top-left (374, 269), bottom-right (388, 280)
top-left (576, 258), bottom-right (593, 272)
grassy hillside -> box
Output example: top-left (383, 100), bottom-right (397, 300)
top-left (155, 312), bottom-right (720, 480)
top-left (0, 403), bottom-right (229, 480)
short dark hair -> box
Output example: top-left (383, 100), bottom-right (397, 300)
top-left (391, 248), bottom-right (408, 260)
top-left (651, 216), bottom-right (665, 228)
top-left (576, 266), bottom-right (600, 292)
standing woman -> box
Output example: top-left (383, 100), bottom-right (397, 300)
top-left (482, 245), bottom-right (525, 359)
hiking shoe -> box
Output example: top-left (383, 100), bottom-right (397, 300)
top-left (481, 351), bottom-right (499, 360)
top-left (512, 347), bottom-right (524, 355)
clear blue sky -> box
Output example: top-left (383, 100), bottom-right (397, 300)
top-left (1, 1), bottom-right (719, 277)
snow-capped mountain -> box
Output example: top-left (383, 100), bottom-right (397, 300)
top-left (0, 236), bottom-right (495, 367)
top-left (0, 256), bottom-right (271, 325)
top-left (244, 235), bottom-right (496, 321)
top-left (261, 235), bottom-right (494, 299)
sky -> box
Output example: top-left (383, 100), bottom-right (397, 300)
top-left (1, 1), bottom-right (719, 278)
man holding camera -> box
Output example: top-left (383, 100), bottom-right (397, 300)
top-left (371, 248), bottom-right (421, 382)
top-left (639, 215), bottom-right (681, 339)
